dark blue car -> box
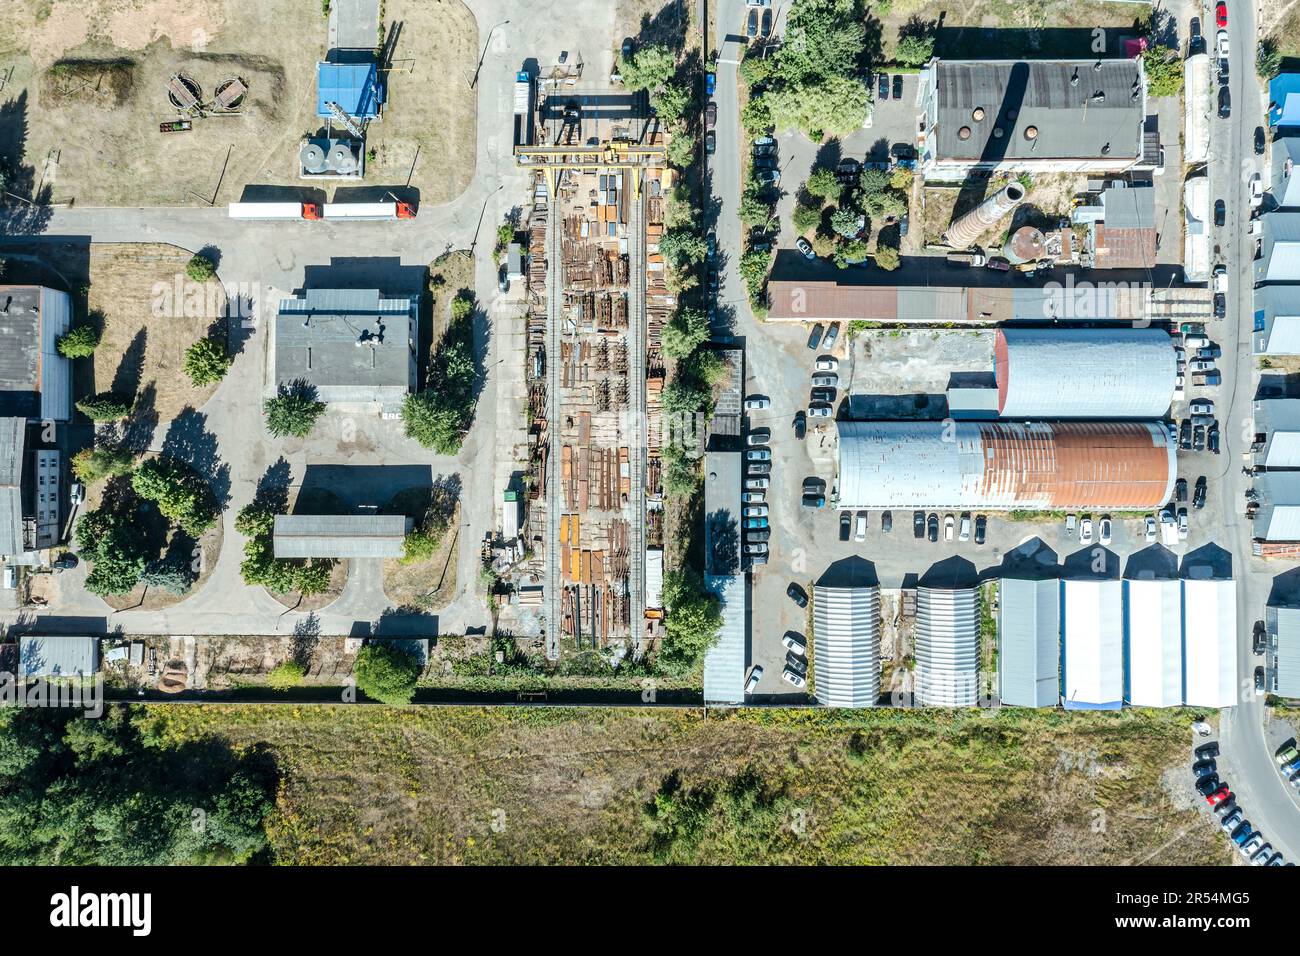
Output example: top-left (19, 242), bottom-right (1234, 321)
top-left (706, 72), bottom-right (715, 97)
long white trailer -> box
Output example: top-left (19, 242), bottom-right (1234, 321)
top-left (227, 201), bottom-right (414, 221)
top-left (227, 202), bottom-right (320, 220)
top-left (321, 201), bottom-right (415, 220)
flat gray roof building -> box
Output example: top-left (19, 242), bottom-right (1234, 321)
top-left (1255, 213), bottom-right (1300, 284)
top-left (921, 58), bottom-right (1146, 176)
top-left (1272, 607), bottom-right (1300, 699)
top-left (1254, 286), bottom-right (1300, 354)
top-left (997, 578), bottom-right (1060, 707)
top-left (18, 635), bottom-right (99, 677)
top-left (0, 286), bottom-right (72, 422)
top-left (0, 417), bottom-right (23, 556)
top-left (275, 289), bottom-right (416, 412)
top-left (1271, 137), bottom-right (1300, 209)
top-left (703, 573), bottom-right (747, 704)
top-left (273, 513), bottom-right (412, 559)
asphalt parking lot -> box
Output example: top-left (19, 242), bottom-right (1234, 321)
top-left (740, 326), bottom-right (1233, 701)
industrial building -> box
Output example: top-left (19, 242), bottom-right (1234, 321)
top-left (0, 285), bottom-right (72, 422)
top-left (272, 514), bottom-right (411, 559)
top-left (997, 578), bottom-right (1060, 708)
top-left (813, 585), bottom-right (881, 708)
top-left (918, 58), bottom-right (1148, 178)
top-left (1268, 606), bottom-right (1300, 699)
top-left (0, 417), bottom-right (61, 561)
top-left (1182, 578), bottom-right (1237, 709)
top-left (1061, 579), bottom-right (1124, 710)
top-left (1124, 579), bottom-right (1184, 708)
top-left (1271, 137), bottom-right (1300, 209)
top-left (1268, 72), bottom-right (1300, 129)
top-left (764, 278), bottom-right (1207, 326)
top-left (316, 60), bottom-right (384, 121)
top-left (1087, 185), bottom-right (1158, 270)
top-left (836, 421), bottom-right (1176, 512)
top-left (1253, 286), bottom-right (1300, 354)
top-left (913, 586), bottom-right (980, 707)
top-left (274, 289), bottom-right (417, 413)
top-left (1252, 400), bottom-right (1300, 469)
top-left (17, 635), bottom-right (99, 678)
top-left (1255, 213), bottom-right (1300, 285)
top-left (1253, 472), bottom-right (1300, 542)
top-left (1184, 173), bottom-right (1211, 282)
top-left (994, 328), bottom-right (1174, 419)
top-left (702, 449), bottom-right (746, 704)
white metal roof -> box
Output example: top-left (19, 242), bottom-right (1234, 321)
top-left (272, 514), bottom-right (411, 559)
top-left (1271, 137), bottom-right (1300, 209)
top-left (1125, 579), bottom-right (1183, 707)
top-left (813, 585), bottom-right (881, 708)
top-left (1257, 472), bottom-right (1300, 541)
top-left (1182, 578), bottom-right (1237, 708)
top-left (703, 573), bottom-right (746, 704)
top-left (1256, 214), bottom-right (1300, 283)
top-left (914, 587), bottom-right (980, 707)
top-left (1062, 579), bottom-right (1124, 709)
top-left (645, 548), bottom-right (663, 610)
top-left (997, 578), bottom-right (1060, 707)
top-left (997, 328), bottom-right (1175, 419)
top-left (18, 635), bottom-right (99, 677)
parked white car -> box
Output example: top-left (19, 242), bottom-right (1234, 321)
top-left (1250, 173), bottom-right (1264, 208)
top-left (782, 633), bottom-right (807, 656)
top-left (1099, 516), bottom-right (1112, 546)
top-left (1213, 264), bottom-right (1228, 293)
top-left (781, 667), bottom-right (807, 688)
top-left (1216, 29), bottom-right (1229, 60)
top-left (745, 666), bottom-right (763, 694)
top-left (814, 356), bottom-right (839, 372)
top-left (1145, 515), bottom-right (1158, 543)
top-left (1080, 516), bottom-right (1093, 544)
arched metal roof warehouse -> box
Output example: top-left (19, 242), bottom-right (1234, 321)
top-left (995, 328), bottom-right (1175, 418)
top-left (837, 420), bottom-right (1176, 511)
top-left (813, 585), bottom-right (881, 708)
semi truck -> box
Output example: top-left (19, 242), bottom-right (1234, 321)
top-left (946, 252), bottom-right (986, 267)
top-left (228, 202), bottom-right (321, 220)
top-left (513, 70), bottom-right (533, 147)
top-left (321, 201), bottom-right (416, 220)
top-left (228, 201), bottom-right (415, 221)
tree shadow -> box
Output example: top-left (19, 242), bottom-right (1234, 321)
top-left (291, 612), bottom-right (320, 667)
top-left (0, 92), bottom-right (53, 237)
top-left (160, 406), bottom-right (231, 509)
top-left (253, 457), bottom-right (293, 513)
top-left (635, 1), bottom-right (689, 57)
top-left (119, 381), bottom-right (159, 453)
top-left (110, 327), bottom-right (147, 398)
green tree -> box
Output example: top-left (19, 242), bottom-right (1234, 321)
top-left (895, 34), bottom-right (934, 69)
top-left (739, 55), bottom-right (773, 86)
top-left (741, 96), bottom-right (772, 134)
top-left (141, 556), bottom-right (195, 595)
top-left (659, 228), bottom-right (707, 271)
top-left (264, 381), bottom-right (325, 438)
top-left (183, 336), bottom-right (232, 386)
top-left (405, 292), bottom-right (477, 454)
top-left (651, 81), bottom-right (692, 124)
top-left (292, 559), bottom-right (333, 596)
top-left (662, 377), bottom-right (710, 415)
top-left (56, 322), bottom-right (100, 359)
top-left (738, 248), bottom-right (772, 304)
top-left (774, 0), bottom-right (866, 86)
top-left (739, 192), bottom-right (773, 228)
top-left (667, 131), bottom-right (697, 168)
top-left (875, 245), bottom-right (901, 271)
top-left (402, 391), bottom-right (463, 454)
top-left (834, 238), bottom-right (871, 268)
top-left (267, 660), bottom-right (305, 689)
top-left (132, 456), bottom-right (217, 536)
top-left (805, 167), bottom-right (843, 203)
top-left (354, 641), bottom-right (422, 705)
top-left (185, 253), bottom-right (217, 282)
top-left (1258, 38), bottom-right (1283, 79)
top-left (830, 206), bottom-right (862, 238)
top-left (811, 233), bottom-right (836, 257)
top-left (1142, 45), bottom-right (1183, 97)
top-left (662, 444), bottom-right (699, 496)
top-left (619, 44), bottom-right (676, 92)
top-left (71, 445), bottom-right (134, 484)
top-left (75, 391), bottom-right (134, 422)
top-left (792, 202), bottom-right (823, 233)
top-left (857, 166), bottom-right (891, 197)
top-left (661, 307), bottom-right (710, 360)
top-left (658, 566), bottom-right (723, 673)
top-left (766, 74), bottom-right (870, 136)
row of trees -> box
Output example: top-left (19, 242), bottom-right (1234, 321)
top-left (402, 291), bottom-right (477, 454)
top-left (618, 43), bottom-right (701, 168)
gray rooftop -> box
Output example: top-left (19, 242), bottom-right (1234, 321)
top-left (998, 578), bottom-right (1061, 707)
top-left (1275, 607), bottom-right (1300, 698)
top-left (273, 513), bottom-right (412, 559)
top-left (1256, 214), bottom-right (1300, 284)
top-left (1102, 184), bottom-right (1155, 228)
top-left (18, 635), bottom-right (99, 677)
top-left (929, 59), bottom-right (1144, 164)
top-left (703, 573), bottom-right (747, 704)
top-left (0, 286), bottom-right (71, 421)
top-left (0, 417), bottom-right (25, 555)
top-left (276, 289), bottom-right (415, 406)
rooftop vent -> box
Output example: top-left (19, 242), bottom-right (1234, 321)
top-left (1094, 60), bottom-right (1103, 72)
top-left (1071, 68), bottom-right (1080, 86)
top-left (1101, 143), bottom-right (1111, 155)
top-left (992, 126), bottom-right (1004, 138)
top-left (972, 107), bottom-right (985, 121)
top-left (1006, 109), bottom-right (1018, 121)
top-left (958, 125), bottom-right (972, 140)
top-left (1023, 125), bottom-right (1038, 140)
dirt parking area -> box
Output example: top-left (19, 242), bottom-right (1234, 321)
top-left (0, 0), bottom-right (477, 206)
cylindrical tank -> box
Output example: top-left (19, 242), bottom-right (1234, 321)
top-left (836, 419), bottom-right (1175, 511)
top-left (944, 182), bottom-right (1026, 249)
top-left (1004, 225), bottom-right (1045, 264)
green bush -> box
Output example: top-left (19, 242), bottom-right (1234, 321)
top-left (267, 660), bottom-right (306, 689)
top-left (183, 337), bottom-right (231, 386)
top-left (895, 34), bottom-right (934, 69)
top-left (1141, 45), bottom-right (1183, 98)
top-left (264, 382), bottom-right (325, 438)
top-left (185, 253), bottom-right (217, 282)
top-left (875, 246), bottom-right (901, 271)
top-left (354, 641), bottom-right (422, 705)
top-left (792, 202), bottom-right (822, 233)
top-left (56, 322), bottom-right (100, 359)
top-left (658, 566), bottom-right (722, 674)
top-left (141, 556), bottom-right (196, 595)
top-left (660, 307), bottom-right (710, 360)
top-left (236, 503), bottom-right (334, 595)
top-left (76, 391), bottom-right (134, 422)
top-left (404, 291), bottom-right (477, 454)
top-left (1258, 38), bottom-right (1283, 79)
top-left (401, 526), bottom-right (442, 564)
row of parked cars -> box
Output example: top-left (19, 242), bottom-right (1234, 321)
top-left (1194, 739), bottom-right (1288, 865)
top-left (742, 431), bottom-right (772, 565)
top-left (909, 510), bottom-right (987, 544)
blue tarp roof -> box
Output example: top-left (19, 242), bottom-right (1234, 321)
top-left (317, 61), bottom-right (383, 118)
top-left (1269, 74), bottom-right (1300, 129)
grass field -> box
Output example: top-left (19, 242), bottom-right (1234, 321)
top-left (137, 704), bottom-right (1233, 865)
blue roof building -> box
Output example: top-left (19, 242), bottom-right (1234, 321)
top-left (1268, 73), bottom-right (1300, 129)
top-left (317, 60), bottom-right (384, 119)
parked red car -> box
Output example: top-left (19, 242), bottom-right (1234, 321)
top-left (1206, 785), bottom-right (1232, 807)
top-left (1215, 1), bottom-right (1227, 28)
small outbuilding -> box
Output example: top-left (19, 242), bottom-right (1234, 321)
top-left (17, 635), bottom-right (99, 678)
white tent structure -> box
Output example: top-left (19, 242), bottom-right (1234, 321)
top-left (1125, 579), bottom-right (1183, 707)
top-left (1062, 580), bottom-right (1124, 710)
top-left (1183, 578), bottom-right (1237, 708)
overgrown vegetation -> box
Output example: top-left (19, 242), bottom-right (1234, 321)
top-left (657, 566), bottom-right (723, 675)
top-left (185, 252), bottom-right (217, 282)
top-left (0, 705), bottom-right (275, 864)
top-left (236, 504), bottom-right (333, 596)
top-left (403, 291), bottom-right (477, 454)
top-left (354, 641), bottom-right (423, 705)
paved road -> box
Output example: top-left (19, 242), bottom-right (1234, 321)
top-left (0, 0), bottom-right (608, 639)
top-left (1212, 0), bottom-right (1300, 861)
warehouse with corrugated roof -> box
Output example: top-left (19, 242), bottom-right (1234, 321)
top-left (995, 328), bottom-right (1175, 419)
top-left (837, 420), bottom-right (1176, 511)
top-left (1125, 579), bottom-right (1184, 707)
top-left (813, 585), bottom-right (881, 708)
top-left (914, 587), bottom-right (980, 707)
top-left (1062, 579), bottom-right (1124, 710)
top-left (997, 578), bottom-right (1060, 707)
top-left (273, 514), bottom-right (412, 559)
top-left (1183, 578), bottom-right (1237, 708)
